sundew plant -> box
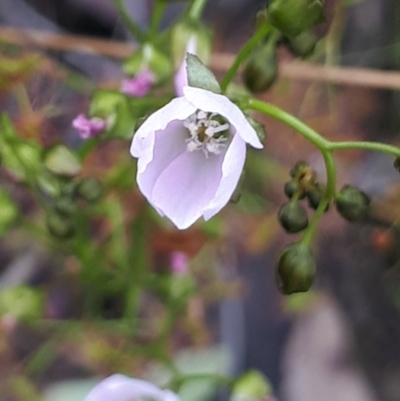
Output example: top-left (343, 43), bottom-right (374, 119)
top-left (1, 0), bottom-right (400, 400)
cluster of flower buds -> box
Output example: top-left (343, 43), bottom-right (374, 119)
top-left (278, 161), bottom-right (325, 234)
top-left (242, 0), bottom-right (323, 94)
top-left (276, 160), bottom-right (371, 294)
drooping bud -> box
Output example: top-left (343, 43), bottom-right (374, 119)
top-left (54, 197), bottom-right (76, 216)
top-left (286, 30), bottom-right (319, 58)
top-left (268, 0), bottom-right (324, 37)
top-left (284, 180), bottom-right (305, 200)
top-left (242, 44), bottom-right (278, 93)
top-left (335, 185), bottom-right (370, 222)
top-left (393, 157), bottom-right (400, 173)
top-left (276, 242), bottom-right (316, 294)
top-left (278, 201), bottom-right (308, 233)
top-left (77, 177), bottom-right (103, 203)
top-left (306, 184), bottom-right (329, 211)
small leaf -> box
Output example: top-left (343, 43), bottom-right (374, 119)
top-left (186, 54), bottom-right (221, 94)
top-left (44, 145), bottom-right (81, 177)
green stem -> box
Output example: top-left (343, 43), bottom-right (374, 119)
top-left (113, 0), bottom-right (147, 43)
top-left (301, 151), bottom-right (336, 246)
top-left (150, 0), bottom-right (167, 38)
top-left (220, 24), bottom-right (272, 93)
top-left (188, 0), bottom-right (209, 20)
top-left (244, 99), bottom-right (330, 150)
top-left (329, 141), bottom-right (400, 158)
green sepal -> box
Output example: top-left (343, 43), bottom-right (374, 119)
top-left (186, 54), bottom-right (221, 94)
top-left (245, 115), bottom-right (266, 142)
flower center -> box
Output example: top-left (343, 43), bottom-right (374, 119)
top-left (183, 111), bottom-right (230, 157)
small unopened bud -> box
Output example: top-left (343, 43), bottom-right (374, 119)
top-left (286, 30), bottom-right (318, 58)
top-left (77, 177), bottom-right (103, 203)
top-left (268, 0), bottom-right (324, 37)
top-left (335, 185), bottom-right (370, 222)
top-left (242, 44), bottom-right (278, 93)
top-left (284, 180), bottom-right (305, 200)
top-left (232, 370), bottom-right (272, 401)
top-left (46, 211), bottom-right (75, 239)
top-left (394, 157), bottom-right (400, 172)
top-left (276, 243), bottom-right (316, 294)
top-left (306, 185), bottom-right (329, 211)
top-left (278, 201), bottom-right (308, 233)
top-left (55, 197), bottom-right (76, 216)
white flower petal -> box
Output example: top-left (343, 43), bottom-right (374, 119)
top-left (151, 149), bottom-right (225, 229)
top-left (137, 120), bottom-right (188, 199)
top-left (84, 374), bottom-right (180, 401)
top-left (203, 132), bottom-right (247, 220)
top-left (183, 86), bottom-right (263, 149)
top-left (131, 97), bottom-right (196, 173)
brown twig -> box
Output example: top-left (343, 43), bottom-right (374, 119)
top-left (2, 26), bottom-right (400, 91)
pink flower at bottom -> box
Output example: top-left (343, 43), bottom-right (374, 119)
top-left (72, 114), bottom-right (106, 139)
top-left (121, 69), bottom-right (155, 97)
top-left (130, 86), bottom-right (263, 230)
top-left (84, 374), bottom-right (180, 401)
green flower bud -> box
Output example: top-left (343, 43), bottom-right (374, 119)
top-left (286, 30), bottom-right (318, 58)
top-left (77, 177), bottom-right (103, 203)
top-left (335, 185), bottom-right (370, 222)
top-left (278, 201), bottom-right (308, 233)
top-left (54, 196), bottom-right (76, 216)
top-left (171, 19), bottom-right (212, 68)
top-left (268, 0), bottom-right (324, 37)
top-left (284, 180), bottom-right (305, 199)
top-left (123, 44), bottom-right (172, 83)
top-left (46, 211), bottom-right (75, 239)
top-left (394, 157), bottom-right (400, 173)
top-left (276, 243), bottom-right (316, 294)
top-left (306, 185), bottom-right (329, 211)
top-left (242, 44), bottom-right (278, 93)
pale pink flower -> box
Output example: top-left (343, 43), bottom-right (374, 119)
top-left (171, 251), bottom-right (189, 275)
top-left (174, 37), bottom-right (197, 97)
top-left (72, 114), bottom-right (106, 139)
top-left (130, 86), bottom-right (263, 230)
top-left (121, 69), bottom-right (155, 97)
top-left (84, 374), bottom-right (180, 401)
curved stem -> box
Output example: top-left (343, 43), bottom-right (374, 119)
top-left (301, 151), bottom-right (336, 246)
top-left (188, 0), bottom-right (209, 20)
top-left (244, 99), bottom-right (330, 150)
top-left (113, 0), bottom-right (147, 43)
top-left (329, 140), bottom-right (400, 158)
top-left (220, 24), bottom-right (272, 93)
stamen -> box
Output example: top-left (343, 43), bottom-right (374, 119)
top-left (184, 111), bottom-right (231, 157)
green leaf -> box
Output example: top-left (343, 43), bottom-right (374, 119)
top-left (44, 145), bottom-right (81, 177)
top-left (186, 54), bottom-right (221, 94)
